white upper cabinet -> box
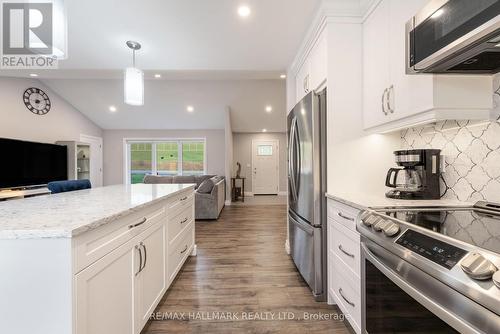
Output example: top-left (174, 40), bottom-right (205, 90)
top-left (363, 0), bottom-right (493, 132)
top-left (295, 30), bottom-right (327, 103)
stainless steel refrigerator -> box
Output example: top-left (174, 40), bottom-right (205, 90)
top-left (288, 89), bottom-right (327, 301)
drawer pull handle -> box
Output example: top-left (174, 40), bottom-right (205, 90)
top-left (180, 245), bottom-right (188, 254)
top-left (337, 212), bottom-right (355, 221)
top-left (339, 288), bottom-right (355, 307)
top-left (338, 245), bottom-right (355, 258)
top-left (180, 196), bottom-right (188, 201)
top-left (180, 218), bottom-right (188, 224)
top-left (129, 217), bottom-right (147, 229)
top-left (135, 245), bottom-right (143, 276)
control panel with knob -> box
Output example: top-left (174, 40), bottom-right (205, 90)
top-left (373, 219), bottom-right (390, 232)
top-left (382, 222), bottom-right (400, 237)
top-left (460, 252), bottom-right (498, 280)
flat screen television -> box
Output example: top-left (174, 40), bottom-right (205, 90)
top-left (0, 138), bottom-right (68, 189)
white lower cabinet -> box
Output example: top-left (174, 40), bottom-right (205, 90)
top-left (327, 198), bottom-right (362, 334)
top-left (75, 237), bottom-right (137, 334)
top-left (75, 189), bottom-right (195, 334)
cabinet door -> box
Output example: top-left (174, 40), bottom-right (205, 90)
top-left (362, 0), bottom-right (391, 129)
top-left (75, 239), bottom-right (139, 334)
top-left (295, 59), bottom-right (310, 103)
top-left (309, 32), bottom-right (327, 91)
top-left (135, 222), bottom-right (167, 333)
top-left (388, 0), bottom-right (433, 119)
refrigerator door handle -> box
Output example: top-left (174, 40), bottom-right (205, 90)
top-left (294, 120), bottom-right (301, 196)
top-left (289, 117), bottom-right (298, 202)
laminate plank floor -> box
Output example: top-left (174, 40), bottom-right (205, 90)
top-left (142, 205), bottom-right (353, 334)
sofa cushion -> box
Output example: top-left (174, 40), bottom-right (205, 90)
top-left (172, 175), bottom-right (196, 184)
top-left (197, 178), bottom-right (215, 194)
top-left (194, 174), bottom-right (215, 187)
top-left (143, 175), bottom-right (173, 184)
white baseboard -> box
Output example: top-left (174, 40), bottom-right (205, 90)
top-left (190, 244), bottom-right (197, 256)
top-left (244, 192), bottom-right (254, 197)
top-left (278, 191), bottom-right (288, 196)
top-left (285, 239), bottom-right (290, 255)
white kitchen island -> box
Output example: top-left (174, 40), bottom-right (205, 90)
top-left (0, 184), bottom-right (196, 334)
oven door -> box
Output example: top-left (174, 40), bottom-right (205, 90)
top-left (361, 239), bottom-right (500, 334)
top-left (407, 0), bottom-right (500, 73)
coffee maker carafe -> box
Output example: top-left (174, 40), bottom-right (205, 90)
top-left (385, 149), bottom-right (441, 200)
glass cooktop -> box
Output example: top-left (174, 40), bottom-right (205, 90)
top-left (381, 208), bottom-right (500, 255)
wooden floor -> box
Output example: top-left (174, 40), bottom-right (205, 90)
top-left (142, 205), bottom-right (353, 334)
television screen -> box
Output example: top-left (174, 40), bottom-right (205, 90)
top-left (0, 138), bottom-right (68, 189)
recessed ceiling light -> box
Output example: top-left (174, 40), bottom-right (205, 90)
top-left (187, 105), bottom-right (194, 112)
top-left (29, 73), bottom-right (38, 77)
top-left (238, 5), bottom-right (251, 17)
top-left (262, 129), bottom-right (267, 133)
top-left (280, 74), bottom-right (286, 79)
top-left (265, 106), bottom-right (273, 113)
top-left (109, 105), bottom-right (117, 112)
top-left (154, 74), bottom-right (161, 78)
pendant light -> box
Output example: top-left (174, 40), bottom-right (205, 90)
top-left (124, 41), bottom-right (144, 106)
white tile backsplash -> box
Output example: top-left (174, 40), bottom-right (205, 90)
top-left (401, 120), bottom-right (500, 204)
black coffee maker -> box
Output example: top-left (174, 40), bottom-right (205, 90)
top-left (385, 149), bottom-right (441, 200)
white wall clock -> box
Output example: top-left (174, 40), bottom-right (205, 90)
top-left (23, 87), bottom-right (51, 115)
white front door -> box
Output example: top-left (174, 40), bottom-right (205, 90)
top-left (252, 140), bottom-right (279, 195)
top-left (81, 135), bottom-right (103, 187)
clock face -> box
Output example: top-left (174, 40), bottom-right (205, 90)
top-left (23, 88), bottom-right (51, 115)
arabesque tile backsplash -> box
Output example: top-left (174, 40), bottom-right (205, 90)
top-left (401, 76), bottom-right (500, 203)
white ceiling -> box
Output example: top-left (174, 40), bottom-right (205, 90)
top-left (57, 0), bottom-right (320, 72)
top-left (43, 78), bottom-right (286, 132)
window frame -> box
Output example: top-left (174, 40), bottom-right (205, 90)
top-left (123, 138), bottom-right (207, 185)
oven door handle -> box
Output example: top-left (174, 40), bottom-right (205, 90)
top-left (361, 242), bottom-right (487, 334)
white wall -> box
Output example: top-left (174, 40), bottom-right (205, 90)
top-left (224, 108), bottom-right (234, 203)
top-left (102, 129), bottom-right (225, 185)
top-left (0, 77), bottom-right (102, 144)
top-left (232, 132), bottom-right (288, 193)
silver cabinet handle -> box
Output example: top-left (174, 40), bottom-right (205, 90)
top-left (140, 242), bottom-right (147, 271)
top-left (337, 212), bottom-right (355, 221)
top-left (387, 85), bottom-right (394, 114)
top-left (381, 88), bottom-right (388, 115)
top-left (129, 217), bottom-right (147, 229)
top-left (135, 245), bottom-right (143, 276)
top-left (180, 245), bottom-right (188, 254)
top-left (339, 288), bottom-right (355, 307)
top-left (180, 217), bottom-right (188, 224)
top-left (338, 244), bottom-right (355, 258)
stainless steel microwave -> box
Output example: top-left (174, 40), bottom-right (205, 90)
top-left (406, 0), bottom-right (500, 74)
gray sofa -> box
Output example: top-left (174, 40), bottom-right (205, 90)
top-left (143, 174), bottom-right (225, 220)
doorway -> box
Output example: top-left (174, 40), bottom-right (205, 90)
top-left (252, 139), bottom-right (279, 195)
top-left (80, 134), bottom-right (103, 187)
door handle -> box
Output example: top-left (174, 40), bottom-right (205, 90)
top-left (382, 88), bottom-right (388, 115)
top-left (180, 245), bottom-right (188, 254)
top-left (129, 217), bottom-right (147, 229)
top-left (288, 117), bottom-right (298, 201)
top-left (339, 288), bottom-right (355, 307)
top-left (338, 244), bottom-right (355, 258)
top-left (337, 212), bottom-right (355, 221)
top-left (180, 217), bottom-right (188, 224)
top-left (386, 85), bottom-right (394, 114)
top-left (140, 242), bottom-right (147, 271)
top-left (293, 120), bottom-right (301, 196)
top-left (135, 245), bottom-right (143, 276)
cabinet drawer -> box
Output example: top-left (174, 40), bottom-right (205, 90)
top-left (167, 188), bottom-right (194, 211)
top-left (331, 253), bottom-right (361, 334)
top-left (168, 204), bottom-right (194, 244)
top-left (327, 199), bottom-right (360, 231)
top-left (73, 203), bottom-right (166, 274)
top-left (331, 221), bottom-right (360, 277)
top-left (167, 223), bottom-right (194, 282)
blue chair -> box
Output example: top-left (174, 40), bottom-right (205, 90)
top-left (47, 179), bottom-right (92, 194)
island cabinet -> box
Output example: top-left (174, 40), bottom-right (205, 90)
top-left (0, 184), bottom-right (195, 334)
top-left (74, 190), bottom-right (195, 334)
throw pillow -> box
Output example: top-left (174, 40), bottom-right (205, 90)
top-left (197, 178), bottom-right (215, 194)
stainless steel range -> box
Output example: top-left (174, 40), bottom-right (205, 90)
top-left (358, 201), bottom-right (500, 334)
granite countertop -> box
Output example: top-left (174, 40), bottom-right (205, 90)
top-left (326, 191), bottom-right (471, 210)
top-left (0, 184), bottom-right (195, 240)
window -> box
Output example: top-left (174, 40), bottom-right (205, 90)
top-left (126, 139), bottom-right (206, 184)
top-left (257, 145), bottom-right (273, 156)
